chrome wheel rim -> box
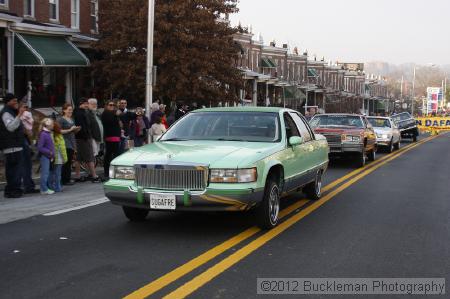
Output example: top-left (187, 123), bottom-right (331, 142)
top-left (269, 185), bottom-right (280, 225)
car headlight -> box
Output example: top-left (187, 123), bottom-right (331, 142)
top-left (376, 133), bottom-right (390, 139)
top-left (342, 135), bottom-right (361, 143)
top-left (210, 168), bottom-right (257, 183)
top-left (110, 166), bottom-right (135, 180)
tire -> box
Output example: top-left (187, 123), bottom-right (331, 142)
top-left (387, 139), bottom-right (394, 153)
top-left (413, 135), bottom-right (417, 142)
top-left (304, 170), bottom-right (323, 201)
top-left (394, 140), bottom-right (400, 151)
top-left (355, 151), bottom-right (366, 168)
top-left (123, 206), bottom-right (149, 222)
top-left (256, 177), bottom-right (280, 230)
top-left (368, 147), bottom-right (376, 162)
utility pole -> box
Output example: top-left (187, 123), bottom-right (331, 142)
top-left (145, 0), bottom-right (155, 120)
top-left (444, 77), bottom-right (447, 111)
top-left (304, 51), bottom-right (308, 115)
top-left (411, 67), bottom-right (416, 115)
top-left (400, 76), bottom-right (403, 100)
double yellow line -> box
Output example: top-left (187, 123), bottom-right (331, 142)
top-left (125, 134), bottom-right (439, 299)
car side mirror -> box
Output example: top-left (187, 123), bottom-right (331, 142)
top-left (289, 136), bottom-right (303, 146)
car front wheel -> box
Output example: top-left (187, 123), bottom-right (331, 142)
top-left (368, 148), bottom-right (376, 161)
top-left (256, 177), bottom-right (280, 229)
top-left (355, 151), bottom-right (366, 168)
top-left (388, 139), bottom-right (394, 153)
top-left (123, 206), bottom-right (149, 222)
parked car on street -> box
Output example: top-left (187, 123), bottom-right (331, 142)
top-left (391, 112), bottom-right (419, 142)
top-left (104, 107), bottom-right (329, 229)
top-left (367, 116), bottom-right (401, 152)
top-left (309, 113), bottom-right (377, 167)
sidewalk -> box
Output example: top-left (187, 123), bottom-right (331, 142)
top-left (0, 160), bottom-right (105, 191)
top-left (0, 181), bottom-right (108, 224)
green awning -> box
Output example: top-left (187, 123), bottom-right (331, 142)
top-left (376, 101), bottom-right (386, 109)
top-left (267, 58), bottom-right (277, 68)
top-left (308, 68), bottom-right (318, 77)
top-left (284, 86), bottom-right (306, 100)
top-left (14, 33), bottom-right (90, 67)
top-left (261, 57), bottom-right (273, 68)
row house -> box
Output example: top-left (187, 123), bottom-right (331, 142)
top-left (306, 59), bottom-right (327, 113)
top-left (322, 65), bottom-right (345, 112)
top-left (234, 31), bottom-right (328, 112)
top-left (365, 77), bottom-right (390, 115)
top-left (234, 31), bottom-right (390, 115)
top-left (0, 0), bottom-right (99, 108)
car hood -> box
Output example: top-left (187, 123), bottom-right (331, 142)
top-left (113, 140), bottom-right (283, 168)
top-left (313, 127), bottom-right (363, 135)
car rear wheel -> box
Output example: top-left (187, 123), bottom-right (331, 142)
top-left (256, 177), bottom-right (280, 230)
top-left (413, 135), bottom-right (417, 142)
top-left (123, 206), bottom-right (149, 222)
top-left (304, 170), bottom-right (323, 201)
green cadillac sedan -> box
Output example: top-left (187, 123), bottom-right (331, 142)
top-left (104, 107), bottom-right (329, 229)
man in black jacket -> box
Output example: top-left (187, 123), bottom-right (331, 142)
top-left (73, 98), bottom-right (100, 183)
top-left (117, 99), bottom-right (135, 153)
top-left (0, 94), bottom-right (27, 198)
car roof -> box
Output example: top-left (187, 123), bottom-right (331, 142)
top-left (367, 116), bottom-right (391, 120)
top-left (193, 107), bottom-right (289, 113)
top-left (313, 113), bottom-right (363, 117)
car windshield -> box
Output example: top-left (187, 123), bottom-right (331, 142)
top-left (310, 115), bottom-right (364, 129)
top-left (368, 118), bottom-right (391, 128)
top-left (160, 111), bottom-right (281, 143)
top-left (392, 113), bottom-right (412, 122)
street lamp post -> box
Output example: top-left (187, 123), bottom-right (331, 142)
top-left (411, 66), bottom-right (416, 115)
top-left (145, 0), bottom-right (155, 120)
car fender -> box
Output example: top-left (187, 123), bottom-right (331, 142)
top-left (256, 158), bottom-right (285, 191)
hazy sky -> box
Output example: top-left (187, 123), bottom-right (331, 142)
top-left (230, 0), bottom-right (450, 65)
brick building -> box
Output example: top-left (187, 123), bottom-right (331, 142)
top-left (0, 0), bottom-right (98, 107)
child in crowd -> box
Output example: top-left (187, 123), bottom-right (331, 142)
top-left (37, 118), bottom-right (55, 195)
top-left (150, 116), bottom-right (167, 142)
top-left (49, 122), bottom-right (68, 193)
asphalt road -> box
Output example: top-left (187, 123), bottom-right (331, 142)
top-left (0, 133), bottom-right (449, 299)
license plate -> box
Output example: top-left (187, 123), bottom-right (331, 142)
top-left (150, 194), bottom-right (176, 210)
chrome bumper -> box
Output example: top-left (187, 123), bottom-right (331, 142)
top-left (376, 138), bottom-right (391, 146)
top-left (104, 184), bottom-right (264, 212)
top-left (328, 143), bottom-right (364, 153)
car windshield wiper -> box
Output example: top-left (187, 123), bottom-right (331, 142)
top-left (159, 138), bottom-right (189, 142)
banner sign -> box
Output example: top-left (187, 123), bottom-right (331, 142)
top-left (426, 87), bottom-right (443, 114)
top-left (416, 117), bottom-right (450, 131)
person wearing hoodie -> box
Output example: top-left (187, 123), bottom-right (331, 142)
top-left (37, 118), bottom-right (55, 195)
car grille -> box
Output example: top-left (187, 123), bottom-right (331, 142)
top-left (134, 165), bottom-right (208, 191)
top-left (322, 134), bottom-right (342, 146)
